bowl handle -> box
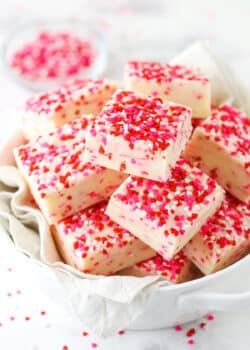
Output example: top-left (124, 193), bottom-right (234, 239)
top-left (178, 290), bottom-right (250, 313)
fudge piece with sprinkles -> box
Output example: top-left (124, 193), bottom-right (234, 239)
top-left (106, 159), bottom-right (225, 259)
top-left (184, 105), bottom-right (250, 202)
top-left (52, 201), bottom-right (155, 275)
top-left (124, 61), bottom-right (211, 118)
top-left (84, 90), bottom-right (192, 182)
top-left (14, 115), bottom-right (127, 224)
top-left (22, 78), bottom-right (117, 140)
top-left (120, 251), bottom-right (201, 284)
top-left (184, 194), bottom-right (250, 275)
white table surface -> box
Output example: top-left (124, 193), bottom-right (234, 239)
top-left (0, 1), bottom-right (250, 349)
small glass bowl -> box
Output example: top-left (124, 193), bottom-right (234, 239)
top-left (2, 18), bottom-right (107, 92)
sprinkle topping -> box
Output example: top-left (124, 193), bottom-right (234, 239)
top-left (199, 194), bottom-right (250, 250)
top-left (25, 79), bottom-right (116, 116)
top-left (135, 251), bottom-right (189, 281)
top-left (16, 115), bottom-right (104, 196)
top-left (127, 61), bottom-right (209, 84)
top-left (89, 90), bottom-right (191, 153)
top-left (56, 201), bottom-right (139, 257)
top-left (113, 159), bottom-right (221, 234)
top-left (198, 105), bottom-right (250, 167)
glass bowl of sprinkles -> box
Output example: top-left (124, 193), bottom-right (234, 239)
top-left (2, 18), bottom-right (107, 92)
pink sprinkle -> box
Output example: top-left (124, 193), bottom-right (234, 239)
top-left (207, 313), bottom-right (215, 321)
top-left (175, 325), bottom-right (182, 331)
top-left (196, 94), bottom-right (203, 100)
top-left (187, 339), bottom-right (195, 345)
top-left (9, 316), bottom-right (15, 321)
top-left (91, 343), bottom-right (98, 348)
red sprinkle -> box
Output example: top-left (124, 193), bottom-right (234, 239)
top-left (82, 331), bottom-right (88, 336)
top-left (40, 311), bottom-right (46, 316)
top-left (10, 31), bottom-right (96, 81)
top-left (118, 330), bottom-right (125, 335)
top-left (199, 322), bottom-right (207, 329)
top-left (25, 316), bottom-right (31, 321)
top-left (175, 325), bottom-right (183, 331)
top-left (186, 328), bottom-right (196, 337)
top-left (62, 346), bottom-right (69, 350)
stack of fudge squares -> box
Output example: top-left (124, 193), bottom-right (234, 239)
top-left (14, 61), bottom-right (250, 283)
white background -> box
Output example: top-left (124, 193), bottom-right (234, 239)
top-left (0, 1), bottom-right (250, 349)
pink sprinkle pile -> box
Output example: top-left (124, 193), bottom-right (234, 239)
top-left (10, 31), bottom-right (96, 81)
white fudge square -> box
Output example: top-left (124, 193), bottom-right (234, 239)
top-left (124, 61), bottom-right (211, 118)
top-left (22, 78), bottom-right (117, 140)
top-left (120, 251), bottom-right (201, 284)
top-left (84, 90), bottom-right (192, 182)
top-left (184, 105), bottom-right (250, 203)
top-left (106, 159), bottom-right (225, 259)
top-left (53, 201), bottom-right (155, 275)
top-left (184, 194), bottom-right (250, 274)
top-left (14, 115), bottom-right (127, 224)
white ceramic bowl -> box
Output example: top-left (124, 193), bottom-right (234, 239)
top-left (1, 128), bottom-right (250, 331)
top-left (2, 225), bottom-right (250, 331)
top-left (130, 255), bottom-right (250, 329)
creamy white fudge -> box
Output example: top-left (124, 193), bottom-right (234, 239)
top-left (14, 116), bottom-right (127, 224)
top-left (84, 90), bottom-right (192, 182)
top-left (106, 159), bottom-right (225, 259)
top-left (22, 79), bottom-right (117, 140)
top-left (124, 61), bottom-right (211, 118)
top-left (120, 251), bottom-right (201, 284)
top-left (184, 105), bottom-right (250, 203)
top-left (53, 201), bottom-right (155, 275)
top-left (184, 194), bottom-right (250, 275)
